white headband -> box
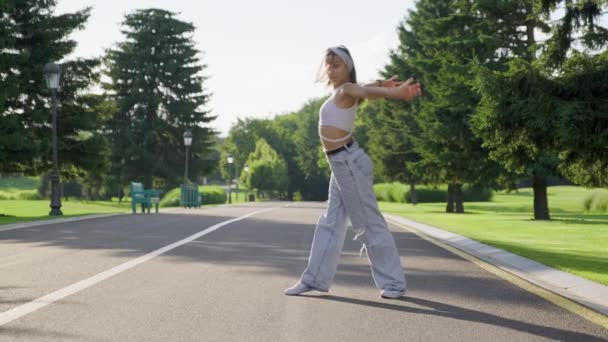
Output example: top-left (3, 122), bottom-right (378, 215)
top-left (328, 46), bottom-right (354, 72)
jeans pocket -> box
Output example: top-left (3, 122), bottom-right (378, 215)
top-left (352, 154), bottom-right (373, 178)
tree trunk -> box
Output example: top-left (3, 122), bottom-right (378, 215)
top-left (446, 184), bottom-right (455, 213)
top-left (454, 183), bottom-right (464, 213)
top-left (533, 174), bottom-right (550, 220)
top-left (409, 183), bottom-right (418, 205)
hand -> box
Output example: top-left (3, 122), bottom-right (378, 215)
top-left (380, 75), bottom-right (403, 88)
top-left (396, 79), bottom-right (422, 101)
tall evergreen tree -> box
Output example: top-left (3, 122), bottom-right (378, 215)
top-left (472, 0), bottom-right (607, 219)
top-left (556, 52), bottom-right (608, 188)
top-left (358, 98), bottom-right (422, 203)
top-left (104, 8), bottom-right (216, 190)
top-left (0, 1), bottom-right (106, 179)
top-left (387, 0), bottom-right (508, 213)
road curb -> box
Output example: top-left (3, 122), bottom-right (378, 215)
top-left (384, 214), bottom-right (608, 318)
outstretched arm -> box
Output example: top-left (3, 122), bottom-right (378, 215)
top-left (343, 77), bottom-right (421, 101)
top-left (362, 75), bottom-right (402, 88)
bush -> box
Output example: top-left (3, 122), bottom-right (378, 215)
top-left (583, 190), bottom-right (608, 213)
top-left (0, 190), bottom-right (41, 200)
top-left (410, 187), bottom-right (446, 203)
top-left (0, 176), bottom-right (40, 190)
top-left (159, 185), bottom-right (227, 207)
top-left (374, 183), bottom-right (493, 203)
top-left (373, 183), bottom-right (394, 202)
top-left (463, 186), bottom-right (494, 202)
top-left (200, 186), bottom-right (227, 205)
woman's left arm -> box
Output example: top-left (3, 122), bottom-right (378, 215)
top-left (343, 78), bottom-right (421, 102)
top-left (362, 75), bottom-right (401, 88)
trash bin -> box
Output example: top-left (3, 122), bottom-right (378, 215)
top-left (248, 194), bottom-right (255, 202)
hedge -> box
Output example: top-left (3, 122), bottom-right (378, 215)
top-left (159, 185), bottom-right (227, 207)
top-left (373, 183), bottom-right (493, 203)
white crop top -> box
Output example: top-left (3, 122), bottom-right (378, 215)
top-left (318, 84), bottom-right (358, 143)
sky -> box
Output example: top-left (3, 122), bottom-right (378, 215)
top-left (55, 0), bottom-right (416, 136)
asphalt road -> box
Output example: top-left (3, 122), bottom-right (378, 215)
top-left (1, 202), bottom-right (607, 341)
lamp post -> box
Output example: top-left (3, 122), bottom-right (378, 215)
top-left (227, 154), bottom-right (233, 204)
top-left (244, 165), bottom-right (249, 202)
top-left (43, 62), bottom-right (62, 216)
top-left (235, 162), bottom-right (239, 202)
top-left (183, 129), bottom-right (192, 183)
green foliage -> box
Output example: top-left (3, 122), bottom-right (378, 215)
top-left (243, 139), bottom-right (288, 197)
top-left (374, 183), bottom-right (493, 203)
top-left (357, 98), bottom-right (420, 185)
top-left (537, 0), bottom-right (608, 67)
top-left (0, 176), bottom-right (40, 190)
top-left (104, 8), bottom-right (216, 191)
top-left (376, 0), bottom-right (513, 213)
top-left (159, 185), bottom-right (226, 207)
top-left (222, 98), bottom-right (329, 201)
top-left (473, 60), bottom-right (561, 176)
top-left (556, 51), bottom-right (608, 188)
top-left (583, 190), bottom-right (608, 213)
top-left (0, 190), bottom-right (41, 200)
top-left (0, 176), bottom-right (42, 200)
top-left (0, 1), bottom-right (107, 178)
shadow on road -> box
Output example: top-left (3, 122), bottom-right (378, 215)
top-left (310, 295), bottom-right (607, 342)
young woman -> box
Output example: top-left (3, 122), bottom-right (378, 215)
top-left (284, 45), bottom-right (421, 299)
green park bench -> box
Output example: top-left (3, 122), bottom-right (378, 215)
top-left (180, 183), bottom-right (202, 208)
top-left (130, 182), bottom-right (161, 214)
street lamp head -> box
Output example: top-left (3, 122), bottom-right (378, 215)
top-left (183, 129), bottom-right (193, 147)
top-left (227, 153), bottom-right (234, 164)
top-left (43, 62), bottom-right (61, 90)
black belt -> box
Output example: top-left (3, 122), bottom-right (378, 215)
top-left (325, 139), bottom-right (354, 155)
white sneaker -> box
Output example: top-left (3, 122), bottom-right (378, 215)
top-left (380, 289), bottom-right (406, 299)
top-left (284, 282), bottom-right (315, 296)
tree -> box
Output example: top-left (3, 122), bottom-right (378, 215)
top-left (291, 98), bottom-right (330, 201)
top-left (388, 0), bottom-right (507, 213)
top-left (243, 139), bottom-right (288, 198)
top-left (472, 0), bottom-right (608, 219)
top-left (474, 60), bottom-right (561, 220)
top-left (223, 98), bottom-right (330, 201)
top-left (104, 8), bottom-right (216, 191)
top-left (358, 98), bottom-right (422, 203)
top-left (0, 1), bottom-right (107, 180)
top-left (221, 117), bottom-right (293, 197)
top-left (556, 51), bottom-right (608, 187)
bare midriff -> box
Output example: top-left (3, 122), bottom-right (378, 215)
top-left (320, 125), bottom-right (352, 151)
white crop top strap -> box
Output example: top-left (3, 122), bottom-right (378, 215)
top-left (318, 83), bottom-right (358, 142)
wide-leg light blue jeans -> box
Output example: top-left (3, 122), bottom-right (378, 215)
top-left (300, 141), bottom-right (406, 293)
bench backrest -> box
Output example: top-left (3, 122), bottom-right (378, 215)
top-left (131, 182), bottom-right (144, 195)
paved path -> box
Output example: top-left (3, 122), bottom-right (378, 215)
top-left (0, 203), bottom-right (606, 341)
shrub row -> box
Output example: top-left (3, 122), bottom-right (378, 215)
top-left (373, 183), bottom-right (493, 203)
top-left (159, 185), bottom-right (227, 207)
top-left (0, 190), bottom-right (42, 200)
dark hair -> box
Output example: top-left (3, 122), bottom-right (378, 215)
top-left (326, 46), bottom-right (357, 85)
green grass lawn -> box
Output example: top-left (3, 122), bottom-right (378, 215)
top-left (379, 186), bottom-right (608, 286)
top-left (0, 200), bottom-right (131, 225)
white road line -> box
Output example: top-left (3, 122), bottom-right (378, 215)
top-left (0, 206), bottom-right (279, 326)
